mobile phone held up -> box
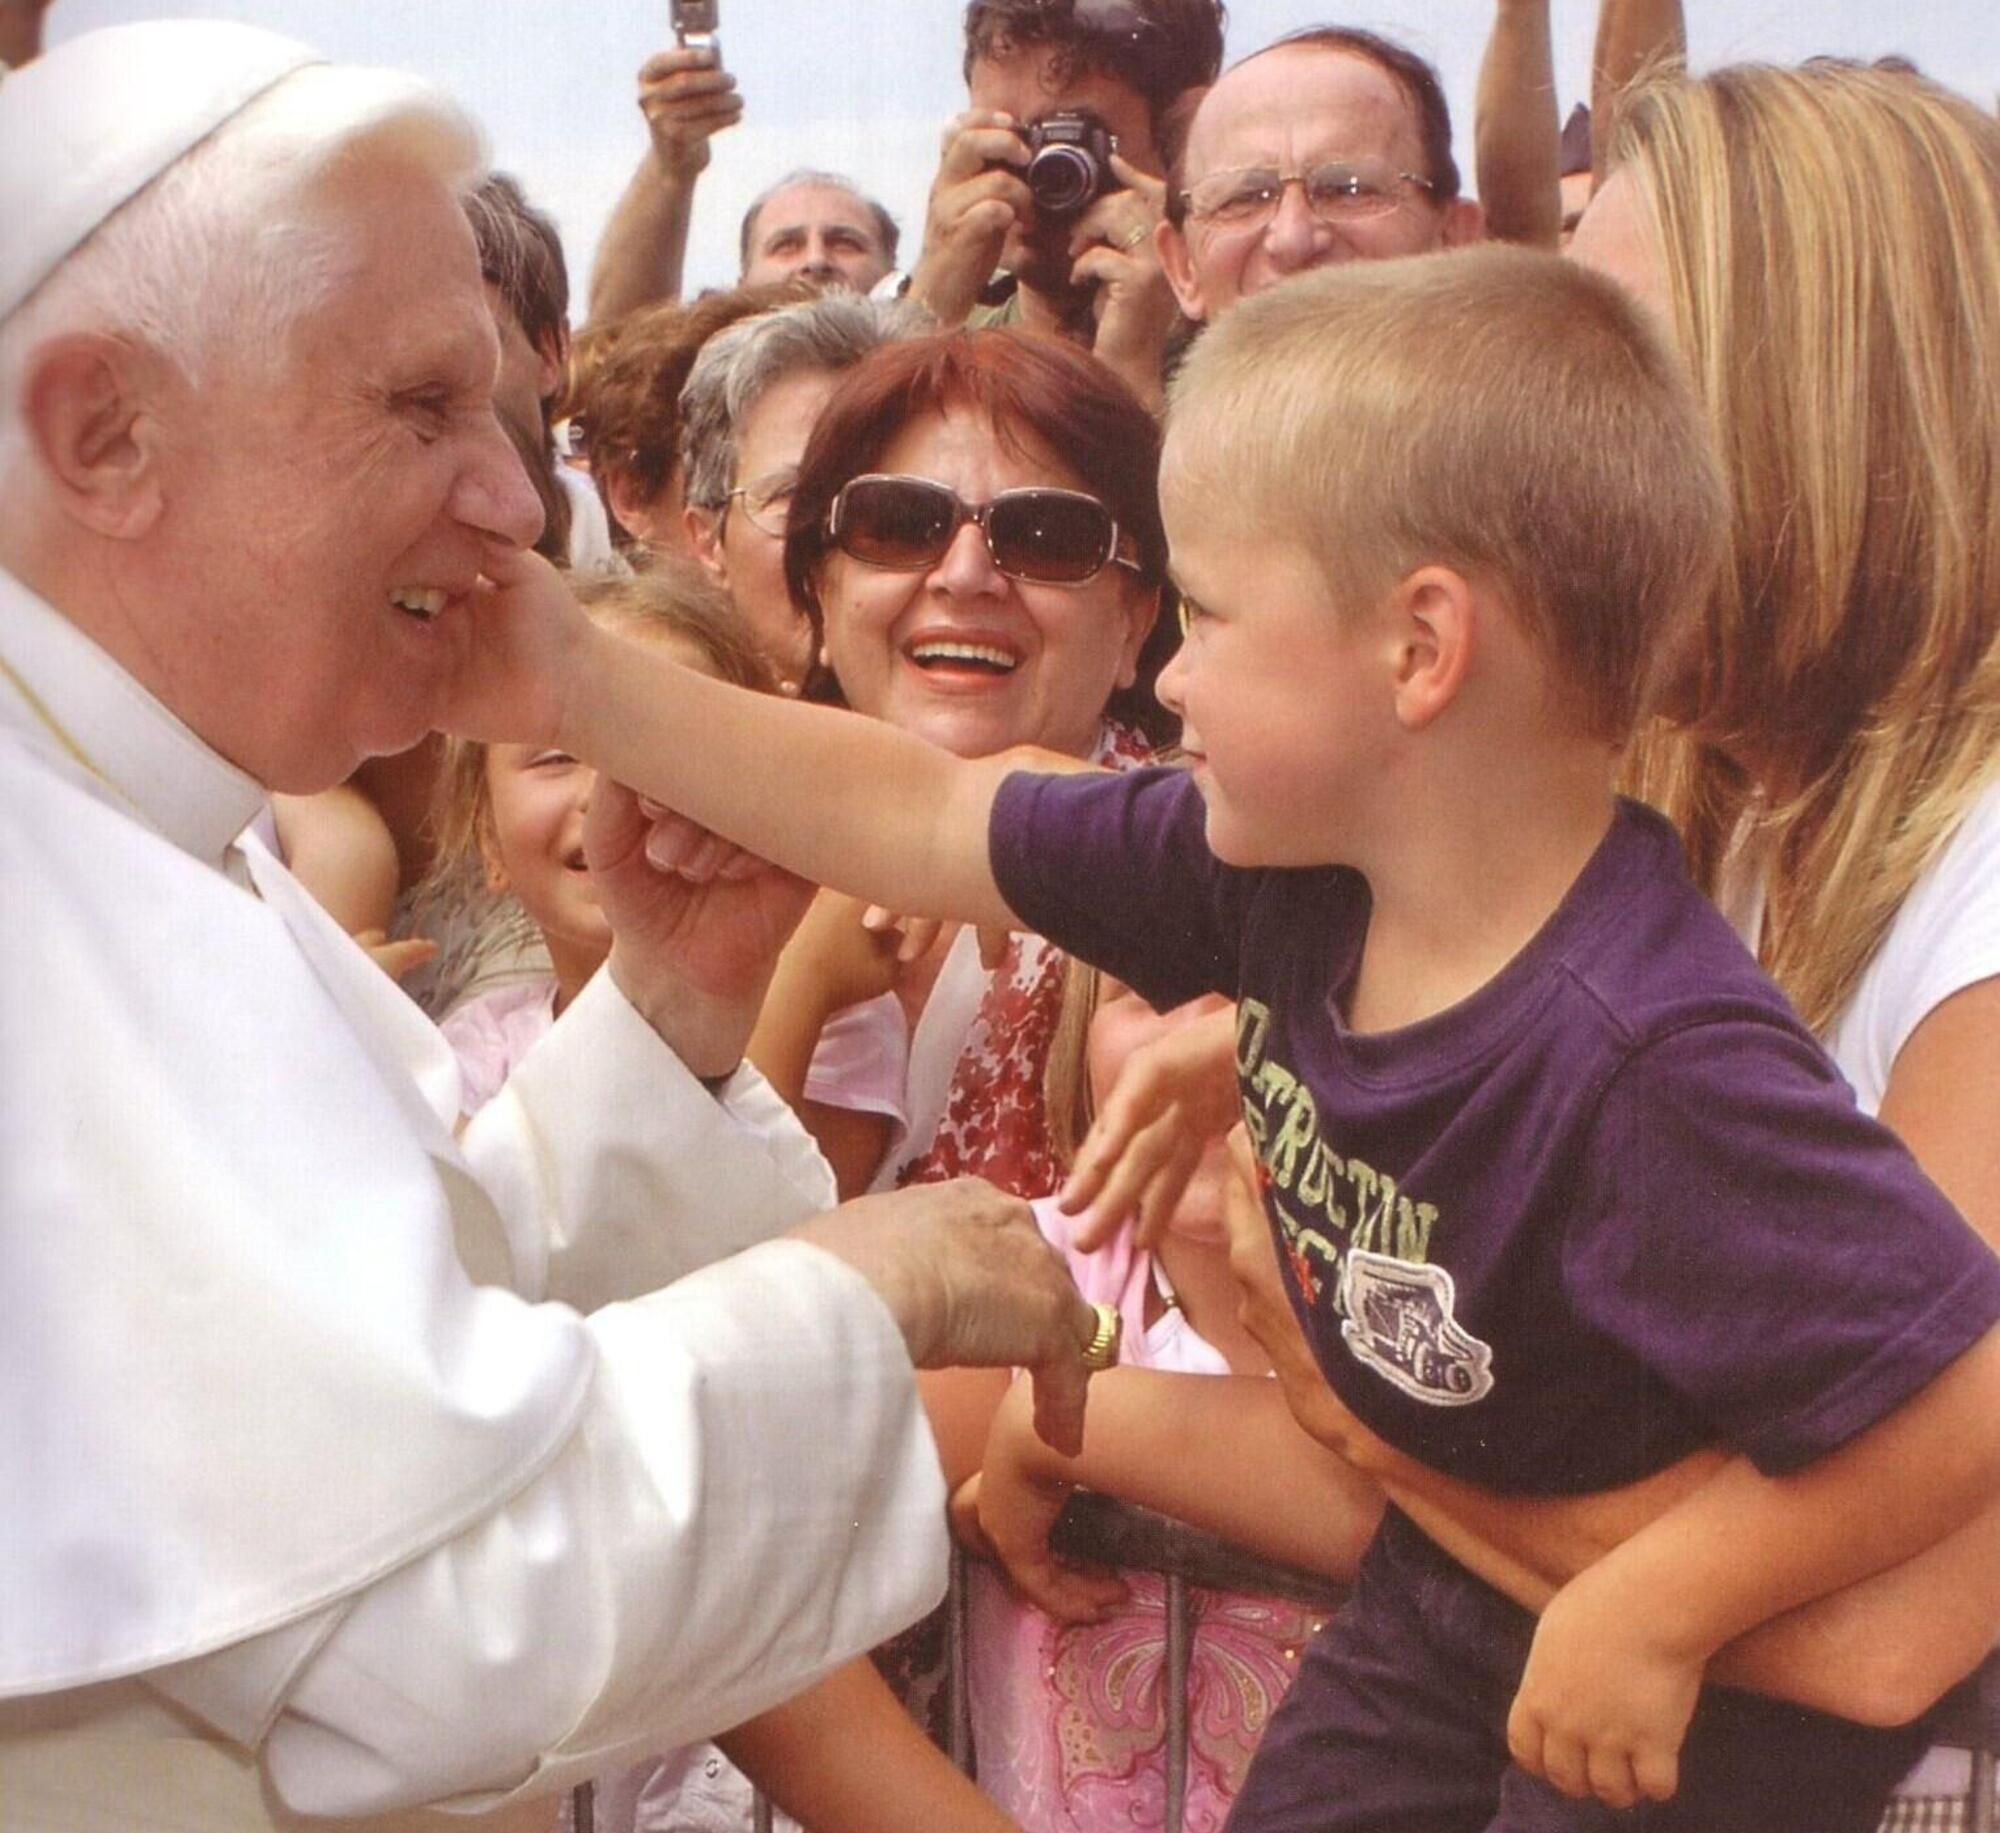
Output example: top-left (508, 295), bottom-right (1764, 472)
top-left (672, 0), bottom-right (720, 52)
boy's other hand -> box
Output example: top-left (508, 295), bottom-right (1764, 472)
top-left (1507, 1560), bottom-right (1702, 1808)
top-left (1063, 999), bottom-right (1240, 1250)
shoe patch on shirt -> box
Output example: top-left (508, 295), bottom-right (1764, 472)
top-left (1339, 1249), bottom-right (1494, 1407)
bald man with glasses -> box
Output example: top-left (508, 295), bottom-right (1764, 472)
top-left (1156, 27), bottom-right (1483, 325)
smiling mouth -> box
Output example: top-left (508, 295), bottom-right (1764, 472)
top-left (389, 587), bottom-right (448, 623)
top-left (906, 641), bottom-right (1020, 677)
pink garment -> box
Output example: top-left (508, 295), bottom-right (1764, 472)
top-left (967, 1199), bottom-right (1326, 1833)
top-left (801, 990), bottom-right (911, 1158)
top-left (440, 977), bottom-right (557, 1117)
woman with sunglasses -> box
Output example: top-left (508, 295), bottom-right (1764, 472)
top-left (735, 328), bottom-right (1178, 1750)
top-left (741, 329), bottom-right (1176, 1207)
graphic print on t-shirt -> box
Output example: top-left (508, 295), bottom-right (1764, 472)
top-left (1235, 997), bottom-right (1496, 1408)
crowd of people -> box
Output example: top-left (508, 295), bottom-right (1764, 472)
top-left (2, 0), bottom-right (1997, 1830)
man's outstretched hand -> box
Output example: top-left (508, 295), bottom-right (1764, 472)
top-left (796, 1178), bottom-right (1106, 1457)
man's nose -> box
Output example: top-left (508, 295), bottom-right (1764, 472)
top-left (455, 412), bottom-right (546, 553)
top-left (1262, 179), bottom-right (1326, 271)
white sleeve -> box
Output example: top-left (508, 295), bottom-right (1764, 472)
top-left (464, 969), bottom-right (838, 1310)
top-left (151, 1240), bottom-right (947, 1818)
top-left (1828, 781), bottom-right (2000, 1112)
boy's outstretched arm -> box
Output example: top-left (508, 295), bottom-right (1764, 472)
top-left (1508, 1324), bottom-right (2000, 1808)
top-left (573, 623), bottom-right (1022, 928)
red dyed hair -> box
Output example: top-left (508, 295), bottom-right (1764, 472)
top-left (783, 328), bottom-right (1176, 740)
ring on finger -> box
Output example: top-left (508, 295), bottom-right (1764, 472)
top-left (1079, 1301), bottom-right (1122, 1371)
top-left (1117, 225), bottom-right (1148, 250)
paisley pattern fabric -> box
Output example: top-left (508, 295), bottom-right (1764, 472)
top-left (968, 1571), bottom-right (1327, 1832)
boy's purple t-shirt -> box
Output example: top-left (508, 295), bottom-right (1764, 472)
top-left (991, 768), bottom-right (2000, 1494)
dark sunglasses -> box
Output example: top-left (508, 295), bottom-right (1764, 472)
top-left (827, 474), bottom-right (1142, 586)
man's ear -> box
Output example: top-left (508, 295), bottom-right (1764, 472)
top-left (22, 334), bottom-right (170, 540)
top-left (1155, 219), bottom-right (1207, 323)
top-left (1387, 566), bottom-right (1475, 731)
top-left (1441, 196), bottom-right (1485, 249)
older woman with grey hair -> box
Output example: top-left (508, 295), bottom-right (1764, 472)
top-left (678, 291), bottom-right (929, 692)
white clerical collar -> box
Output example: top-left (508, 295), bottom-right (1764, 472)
top-left (0, 566), bottom-right (266, 872)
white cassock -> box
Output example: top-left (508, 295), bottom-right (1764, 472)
top-left (0, 567), bottom-right (949, 1829)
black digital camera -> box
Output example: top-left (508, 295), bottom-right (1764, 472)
top-left (1024, 112), bottom-right (1118, 219)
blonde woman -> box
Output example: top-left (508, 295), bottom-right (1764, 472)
top-left (1567, 56), bottom-right (2000, 1828)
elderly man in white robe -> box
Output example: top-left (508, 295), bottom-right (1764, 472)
top-left (0, 21), bottom-right (1112, 1830)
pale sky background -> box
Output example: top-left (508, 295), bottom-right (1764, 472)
top-left (51, 1), bottom-right (2000, 310)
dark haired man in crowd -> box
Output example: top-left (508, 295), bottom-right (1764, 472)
top-left (910, 0), bottom-right (1226, 409)
top-left (1156, 26), bottom-right (1481, 325)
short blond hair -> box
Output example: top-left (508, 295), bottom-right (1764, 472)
top-left (1611, 61), bottom-right (2000, 1035)
top-left (1163, 244), bottom-right (1727, 744)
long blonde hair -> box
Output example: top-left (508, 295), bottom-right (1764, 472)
top-left (1614, 60), bottom-right (2000, 1034)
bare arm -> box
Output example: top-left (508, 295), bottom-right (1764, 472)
top-left (561, 617), bottom-right (1023, 930)
top-left (973, 1366), bottom-right (1385, 1620)
top-left (1590, 0), bottom-right (1686, 187)
top-left (745, 890), bottom-right (908, 1197)
top-left (270, 785), bottom-right (401, 936)
top-left (1475, 0), bottom-right (1564, 248)
top-left (586, 48), bottom-right (743, 326)
top-left (719, 1657), bottom-right (1016, 1833)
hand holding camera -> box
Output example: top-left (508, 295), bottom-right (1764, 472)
top-left (638, 5), bottom-right (740, 180)
top-left (909, 107), bottom-right (1038, 325)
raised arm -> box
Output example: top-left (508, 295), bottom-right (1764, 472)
top-left (587, 47), bottom-right (743, 326)
top-left (1475, 0), bottom-right (1564, 248)
top-left (453, 551), bottom-right (1025, 930)
top-left (1589, 0), bottom-right (1685, 188)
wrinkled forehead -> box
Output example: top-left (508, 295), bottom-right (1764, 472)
top-left (281, 154), bottom-right (496, 384)
top-left (1183, 44), bottom-right (1426, 179)
top-left (751, 182), bottom-right (882, 250)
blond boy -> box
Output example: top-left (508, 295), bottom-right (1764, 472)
top-left (453, 253), bottom-right (2000, 1831)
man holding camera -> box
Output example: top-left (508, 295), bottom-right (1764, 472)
top-left (909, 0), bottom-right (1223, 411)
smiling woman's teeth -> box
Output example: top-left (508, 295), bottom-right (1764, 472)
top-left (390, 588), bottom-right (446, 621)
top-left (908, 642), bottom-right (1017, 674)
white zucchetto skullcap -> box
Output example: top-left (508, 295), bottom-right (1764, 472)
top-left (0, 20), bottom-right (324, 322)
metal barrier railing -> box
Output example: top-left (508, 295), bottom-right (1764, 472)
top-left (567, 1491), bottom-right (1346, 1833)
top-left (571, 1497), bottom-right (2000, 1833)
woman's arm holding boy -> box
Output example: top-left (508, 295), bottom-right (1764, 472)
top-left (969, 1365), bottom-right (1386, 1622)
top-left (1216, 1129), bottom-right (2000, 1734)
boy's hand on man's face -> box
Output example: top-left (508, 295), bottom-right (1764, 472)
top-left (436, 544), bottom-right (591, 752)
top-left (1507, 1558), bottom-right (1703, 1809)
